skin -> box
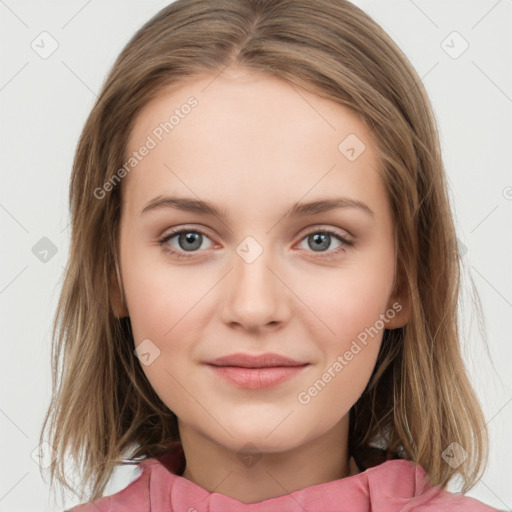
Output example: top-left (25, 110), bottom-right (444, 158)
top-left (111, 66), bottom-right (409, 504)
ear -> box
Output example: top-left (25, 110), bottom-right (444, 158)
top-left (109, 268), bottom-right (129, 319)
top-left (384, 273), bottom-right (410, 330)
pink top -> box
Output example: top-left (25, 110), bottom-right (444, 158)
top-left (69, 442), bottom-right (498, 511)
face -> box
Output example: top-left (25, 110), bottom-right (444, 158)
top-left (111, 67), bottom-right (409, 455)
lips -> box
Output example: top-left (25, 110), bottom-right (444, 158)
top-left (205, 352), bottom-right (308, 368)
top-left (205, 352), bottom-right (310, 389)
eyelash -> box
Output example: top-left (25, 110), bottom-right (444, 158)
top-left (157, 227), bottom-right (353, 261)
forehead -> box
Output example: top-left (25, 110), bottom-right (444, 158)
top-left (122, 68), bottom-right (387, 223)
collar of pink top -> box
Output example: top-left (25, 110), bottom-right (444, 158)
top-left (72, 441), bottom-right (497, 512)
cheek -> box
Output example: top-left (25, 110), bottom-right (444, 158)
top-left (122, 248), bottom-right (210, 343)
top-left (299, 258), bottom-right (395, 343)
top-left (126, 283), bottom-right (200, 420)
top-left (297, 272), bottom-right (389, 419)
top-left (296, 338), bottom-right (381, 434)
top-left (120, 253), bottom-right (213, 414)
top-left (293, 255), bottom-right (393, 410)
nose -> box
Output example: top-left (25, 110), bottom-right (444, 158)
top-left (219, 244), bottom-right (290, 333)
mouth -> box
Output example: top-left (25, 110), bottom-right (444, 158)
top-left (205, 352), bottom-right (308, 368)
top-left (204, 353), bottom-right (310, 389)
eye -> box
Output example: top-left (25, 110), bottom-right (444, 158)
top-left (157, 228), bottom-right (214, 258)
top-left (297, 228), bottom-right (353, 259)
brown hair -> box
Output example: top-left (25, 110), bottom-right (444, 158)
top-left (40, 0), bottom-right (489, 503)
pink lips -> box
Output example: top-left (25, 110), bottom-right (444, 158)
top-left (205, 352), bottom-right (310, 389)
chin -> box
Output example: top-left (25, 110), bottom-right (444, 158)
top-left (215, 420), bottom-right (313, 454)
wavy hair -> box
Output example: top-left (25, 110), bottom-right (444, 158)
top-left (40, 0), bottom-right (489, 503)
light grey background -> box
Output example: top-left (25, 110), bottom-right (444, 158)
top-left (0, 1), bottom-right (510, 510)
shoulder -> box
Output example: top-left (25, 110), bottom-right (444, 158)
top-left (408, 480), bottom-right (500, 512)
top-left (352, 446), bottom-right (498, 511)
top-left (65, 459), bottom-right (156, 512)
top-left (408, 487), bottom-right (500, 511)
top-left (361, 459), bottom-right (498, 511)
top-left (66, 443), bottom-right (185, 511)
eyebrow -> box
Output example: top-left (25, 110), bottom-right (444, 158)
top-left (140, 195), bottom-right (374, 219)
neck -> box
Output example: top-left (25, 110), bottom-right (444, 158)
top-left (179, 416), bottom-right (351, 504)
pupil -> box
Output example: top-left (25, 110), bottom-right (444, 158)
top-left (311, 233), bottom-right (329, 251)
top-left (181, 232), bottom-right (201, 251)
